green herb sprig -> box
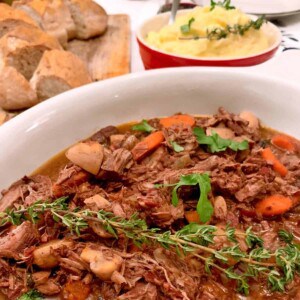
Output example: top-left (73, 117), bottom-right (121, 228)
top-left (2, 199), bottom-right (300, 296)
top-left (180, 17), bottom-right (195, 34)
top-left (155, 173), bottom-right (213, 223)
top-left (170, 141), bottom-right (184, 152)
top-left (131, 120), bottom-right (155, 133)
top-left (179, 16), bottom-right (266, 41)
top-left (193, 127), bottom-right (249, 153)
top-left (210, 0), bottom-right (235, 11)
top-left (17, 289), bottom-right (43, 300)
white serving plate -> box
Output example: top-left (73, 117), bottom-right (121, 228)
top-left (200, 0), bottom-right (300, 16)
top-left (0, 68), bottom-right (300, 191)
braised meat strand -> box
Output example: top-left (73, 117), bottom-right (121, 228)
top-left (0, 108), bottom-right (299, 300)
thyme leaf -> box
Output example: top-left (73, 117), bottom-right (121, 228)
top-left (210, 0), bottom-right (235, 11)
top-left (179, 16), bottom-right (266, 41)
top-left (278, 229), bottom-right (294, 244)
top-left (17, 289), bottom-right (44, 300)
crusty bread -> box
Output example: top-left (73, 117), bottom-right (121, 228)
top-left (30, 49), bottom-right (92, 101)
top-left (0, 65), bottom-right (38, 110)
top-left (0, 26), bottom-right (62, 80)
top-left (13, 0), bottom-right (76, 46)
top-left (64, 0), bottom-right (108, 40)
top-left (0, 3), bottom-right (39, 38)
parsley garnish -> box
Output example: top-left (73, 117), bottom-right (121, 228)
top-left (156, 173), bottom-right (213, 223)
top-left (193, 127), bottom-right (249, 153)
top-left (180, 17), bottom-right (195, 34)
top-left (210, 0), bottom-right (235, 11)
top-left (131, 120), bottom-right (155, 133)
top-left (170, 141), bottom-right (184, 152)
top-left (18, 290), bottom-right (44, 300)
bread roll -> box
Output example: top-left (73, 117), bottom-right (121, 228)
top-left (13, 0), bottom-right (76, 46)
top-left (64, 0), bottom-right (108, 40)
top-left (0, 66), bottom-right (38, 110)
top-left (0, 26), bottom-right (62, 80)
top-left (0, 3), bottom-right (39, 38)
top-left (30, 49), bottom-right (92, 101)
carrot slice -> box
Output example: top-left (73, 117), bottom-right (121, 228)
top-left (63, 280), bottom-right (90, 300)
top-left (255, 194), bottom-right (293, 217)
top-left (261, 147), bottom-right (288, 177)
top-left (271, 134), bottom-right (297, 152)
top-left (131, 131), bottom-right (164, 161)
top-left (160, 114), bottom-right (195, 128)
top-left (185, 211), bottom-right (201, 224)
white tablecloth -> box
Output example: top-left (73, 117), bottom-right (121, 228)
top-left (97, 0), bottom-right (300, 83)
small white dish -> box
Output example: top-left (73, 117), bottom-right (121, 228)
top-left (199, 0), bottom-right (300, 17)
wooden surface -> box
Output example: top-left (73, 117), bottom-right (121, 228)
top-left (66, 14), bottom-right (131, 81)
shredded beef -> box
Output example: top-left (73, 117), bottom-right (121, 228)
top-left (0, 222), bottom-right (39, 259)
top-left (100, 148), bottom-right (133, 176)
top-left (1, 109), bottom-right (300, 300)
top-left (0, 175), bottom-right (52, 212)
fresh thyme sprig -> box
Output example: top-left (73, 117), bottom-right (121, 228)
top-left (17, 289), bottom-right (43, 300)
top-left (1, 198), bottom-right (300, 295)
top-left (179, 16), bottom-right (266, 41)
top-left (210, 0), bottom-right (235, 11)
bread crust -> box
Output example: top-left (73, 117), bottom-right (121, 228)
top-left (65, 0), bottom-right (108, 40)
top-left (13, 0), bottom-right (76, 46)
top-left (0, 26), bottom-right (62, 80)
top-left (0, 3), bottom-right (39, 38)
top-left (30, 49), bottom-right (92, 101)
top-left (0, 66), bottom-right (38, 110)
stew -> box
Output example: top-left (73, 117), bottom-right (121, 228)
top-left (0, 108), bottom-right (299, 300)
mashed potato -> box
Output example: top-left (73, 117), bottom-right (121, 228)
top-left (146, 6), bottom-right (270, 58)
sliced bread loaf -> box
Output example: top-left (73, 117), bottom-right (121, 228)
top-left (13, 0), bottom-right (76, 46)
top-left (64, 0), bottom-right (108, 40)
top-left (0, 3), bottom-right (38, 38)
top-left (0, 26), bottom-right (62, 80)
top-left (30, 49), bottom-right (92, 101)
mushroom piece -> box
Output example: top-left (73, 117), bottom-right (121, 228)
top-left (206, 127), bottom-right (235, 139)
top-left (33, 239), bottom-right (74, 268)
top-left (36, 279), bottom-right (61, 295)
top-left (213, 196), bottom-right (227, 220)
top-left (88, 221), bottom-right (112, 238)
top-left (84, 194), bottom-right (111, 211)
top-left (65, 141), bottom-right (104, 175)
top-left (32, 271), bottom-right (51, 285)
top-left (239, 111), bottom-right (259, 129)
top-left (80, 246), bottom-right (123, 281)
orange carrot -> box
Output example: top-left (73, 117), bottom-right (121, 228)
top-left (185, 211), bottom-right (201, 224)
top-left (63, 280), bottom-right (90, 300)
top-left (160, 114), bottom-right (195, 128)
top-left (255, 194), bottom-right (293, 217)
top-left (132, 131), bottom-right (164, 160)
top-left (261, 147), bottom-right (288, 177)
top-left (271, 134), bottom-right (298, 152)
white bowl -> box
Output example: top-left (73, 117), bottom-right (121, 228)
top-left (0, 68), bottom-right (300, 190)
